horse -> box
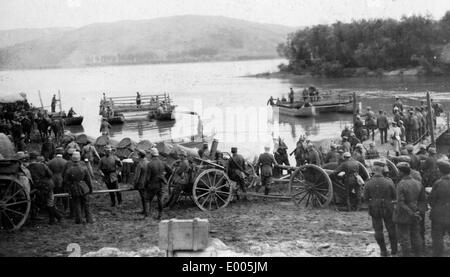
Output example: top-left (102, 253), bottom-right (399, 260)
top-left (51, 119), bottom-right (65, 144)
top-left (36, 117), bottom-right (51, 142)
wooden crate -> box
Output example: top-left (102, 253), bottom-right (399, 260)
top-left (159, 218), bottom-right (209, 252)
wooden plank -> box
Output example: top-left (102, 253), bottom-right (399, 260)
top-left (54, 187), bottom-right (135, 198)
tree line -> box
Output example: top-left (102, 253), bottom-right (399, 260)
top-left (277, 12), bottom-right (450, 77)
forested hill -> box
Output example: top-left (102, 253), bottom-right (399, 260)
top-left (0, 15), bottom-right (294, 70)
top-left (277, 12), bottom-right (450, 77)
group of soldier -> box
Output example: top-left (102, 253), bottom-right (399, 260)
top-left (353, 96), bottom-right (443, 156)
top-left (267, 86), bottom-right (321, 106)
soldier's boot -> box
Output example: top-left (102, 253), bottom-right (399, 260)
top-left (376, 237), bottom-right (389, 257)
top-left (389, 235), bottom-right (398, 256)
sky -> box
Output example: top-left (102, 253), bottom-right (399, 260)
top-left (1, 0), bottom-right (450, 30)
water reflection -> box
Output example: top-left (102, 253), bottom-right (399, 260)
top-left (66, 125), bottom-right (85, 135)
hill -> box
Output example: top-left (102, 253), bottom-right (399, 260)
top-left (0, 15), bottom-right (294, 70)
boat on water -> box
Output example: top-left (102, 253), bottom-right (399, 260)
top-left (269, 87), bottom-right (361, 117)
top-left (99, 92), bottom-right (176, 123)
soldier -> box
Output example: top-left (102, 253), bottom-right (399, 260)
top-left (363, 107), bottom-right (376, 141)
top-left (290, 136), bottom-right (307, 166)
top-left (341, 125), bottom-right (351, 139)
top-left (364, 160), bottom-right (397, 257)
top-left (228, 147), bottom-right (248, 199)
top-left (349, 133), bottom-right (361, 151)
top-left (391, 121), bottom-right (402, 156)
top-left (136, 92), bottom-right (141, 108)
top-left (365, 142), bottom-right (380, 159)
top-left (398, 120), bottom-right (406, 143)
top-left (100, 118), bottom-right (112, 136)
top-left (288, 88), bottom-right (294, 104)
top-left (333, 152), bottom-right (362, 211)
top-left (166, 151), bottom-right (190, 208)
top-left (198, 142), bottom-right (210, 159)
top-left (27, 151), bottom-right (62, 224)
top-left (41, 136), bottom-right (55, 161)
top-left (324, 144), bottom-right (340, 164)
top-left (99, 145), bottom-right (123, 207)
top-left (415, 107), bottom-right (424, 138)
top-left (133, 149), bottom-right (149, 214)
top-left (81, 140), bottom-right (100, 178)
top-left (429, 159), bottom-right (450, 256)
top-left (393, 162), bottom-right (426, 257)
top-left (51, 94), bottom-right (57, 113)
top-left (354, 116), bottom-right (365, 141)
top-left (256, 146), bottom-right (278, 195)
top-left (377, 110), bottom-right (389, 144)
top-left (341, 136), bottom-right (351, 153)
top-left (405, 145), bottom-right (420, 170)
top-left (65, 137), bottom-right (80, 153)
top-left (47, 148), bottom-right (68, 210)
top-left (145, 148), bottom-right (172, 220)
top-left (393, 96), bottom-right (403, 113)
top-left (422, 147), bottom-right (440, 188)
top-left (352, 143), bottom-right (365, 166)
top-left (63, 151), bottom-right (93, 224)
top-left (274, 140), bottom-right (289, 176)
top-left (267, 96), bottom-right (274, 106)
top-left (306, 143), bottom-right (321, 165)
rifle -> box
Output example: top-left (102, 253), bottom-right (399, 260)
top-left (229, 155), bottom-right (250, 177)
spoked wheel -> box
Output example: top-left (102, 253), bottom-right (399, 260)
top-left (244, 162), bottom-right (260, 190)
top-left (385, 159), bottom-right (400, 184)
top-left (0, 176), bottom-right (31, 230)
top-left (290, 164), bottom-right (333, 208)
top-left (192, 169), bottom-right (233, 212)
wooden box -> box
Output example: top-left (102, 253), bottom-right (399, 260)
top-left (159, 218), bottom-right (209, 251)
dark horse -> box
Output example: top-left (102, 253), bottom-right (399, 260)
top-left (51, 119), bottom-right (65, 144)
top-left (36, 117), bottom-right (51, 142)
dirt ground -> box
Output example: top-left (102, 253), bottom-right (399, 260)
top-left (1, 177), bottom-right (448, 257)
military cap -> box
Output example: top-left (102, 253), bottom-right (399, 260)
top-left (231, 147), bottom-right (238, 153)
top-left (397, 162), bottom-right (410, 170)
top-left (350, 132), bottom-right (356, 136)
top-left (369, 142), bottom-right (375, 147)
top-left (104, 145), bottom-right (112, 151)
top-left (330, 144), bottom-right (336, 149)
top-left (373, 160), bottom-right (386, 167)
top-left (428, 147), bottom-right (437, 154)
top-left (72, 151), bottom-right (81, 161)
top-left (406, 144), bottom-right (414, 151)
top-left (437, 159), bottom-right (450, 173)
top-left (179, 150), bottom-right (187, 157)
top-left (343, 152), bottom-right (351, 158)
top-left (55, 147), bottom-right (64, 154)
top-left (338, 149), bottom-right (344, 153)
top-left (355, 143), bottom-right (363, 149)
top-left (137, 149), bottom-right (146, 157)
top-left (396, 155), bottom-right (411, 163)
top-left (391, 121), bottom-right (397, 125)
top-left (14, 151), bottom-right (28, 161)
top-left (419, 144), bottom-right (426, 150)
top-left (307, 143), bottom-right (314, 149)
top-left (393, 106), bottom-right (399, 111)
top-left (398, 120), bottom-right (404, 125)
top-left (342, 136), bottom-right (348, 140)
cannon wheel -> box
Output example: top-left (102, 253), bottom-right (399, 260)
top-left (244, 162), bottom-right (260, 189)
top-left (290, 164), bottom-right (333, 208)
top-left (385, 159), bottom-right (400, 184)
top-left (0, 176), bottom-right (31, 230)
top-left (192, 168), bottom-right (233, 212)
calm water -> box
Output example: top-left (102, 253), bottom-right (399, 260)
top-left (2, 59), bottom-right (450, 162)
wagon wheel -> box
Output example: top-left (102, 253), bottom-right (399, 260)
top-left (356, 161), bottom-right (370, 200)
top-left (0, 177), bottom-right (31, 230)
top-left (290, 164), bottom-right (333, 208)
top-left (385, 159), bottom-right (400, 184)
top-left (167, 160), bottom-right (181, 195)
top-left (192, 168), bottom-right (233, 212)
top-left (244, 162), bottom-right (260, 190)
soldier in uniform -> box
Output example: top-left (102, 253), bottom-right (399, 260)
top-left (341, 125), bottom-right (352, 139)
top-left (99, 145), bottom-right (123, 207)
top-left (352, 143), bottom-right (365, 166)
top-left (341, 136), bottom-right (351, 153)
top-left (354, 116), bottom-right (365, 141)
top-left (405, 145), bottom-right (420, 170)
top-left (377, 110), bottom-right (389, 144)
top-left (145, 148), bottom-right (172, 220)
top-left (133, 149), bottom-right (149, 214)
top-left (27, 151), bottom-right (62, 224)
top-left (63, 151), bottom-right (93, 224)
top-left (81, 140), bottom-right (100, 178)
top-left (365, 142), bottom-right (380, 159)
top-left (306, 143), bottom-right (321, 165)
top-left (324, 144), bottom-right (340, 164)
top-left (364, 160), bottom-right (397, 256)
top-left (166, 151), bottom-right (191, 208)
top-left (429, 159), bottom-right (450, 256)
top-left (100, 118), bottom-right (112, 136)
top-left (198, 142), bottom-right (210, 159)
top-left (47, 147), bottom-right (68, 210)
top-left (290, 136), bottom-right (307, 166)
top-left (256, 146), bottom-right (278, 195)
top-left (363, 107), bottom-right (376, 141)
top-left (41, 136), bottom-right (55, 161)
top-left (228, 147), bottom-right (248, 200)
top-left (349, 133), bottom-right (361, 151)
top-left (332, 152), bottom-right (362, 211)
top-left (393, 162), bottom-right (426, 257)
top-left (422, 147), bottom-right (440, 188)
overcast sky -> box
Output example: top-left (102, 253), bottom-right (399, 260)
top-left (1, 0), bottom-right (450, 30)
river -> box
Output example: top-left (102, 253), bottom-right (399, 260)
top-left (1, 59), bottom-right (450, 162)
